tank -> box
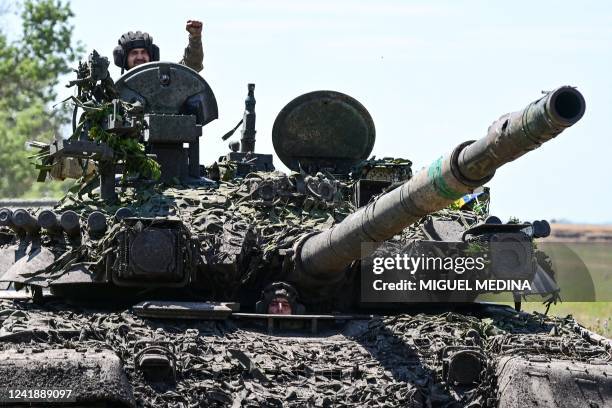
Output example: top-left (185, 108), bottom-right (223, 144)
top-left (0, 54), bottom-right (610, 407)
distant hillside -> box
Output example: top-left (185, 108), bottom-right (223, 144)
top-left (546, 223), bottom-right (612, 242)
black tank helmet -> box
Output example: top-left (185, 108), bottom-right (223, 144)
top-left (113, 31), bottom-right (160, 73)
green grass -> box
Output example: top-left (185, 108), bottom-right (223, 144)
top-left (520, 301), bottom-right (611, 337)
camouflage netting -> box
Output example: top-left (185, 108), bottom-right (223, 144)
top-left (0, 299), bottom-right (609, 407)
top-left (13, 171), bottom-right (354, 290)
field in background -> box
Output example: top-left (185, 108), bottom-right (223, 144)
top-left (547, 223), bottom-right (612, 242)
top-left (520, 302), bottom-right (611, 337)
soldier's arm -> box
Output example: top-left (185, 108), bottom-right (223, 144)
top-left (180, 20), bottom-right (204, 72)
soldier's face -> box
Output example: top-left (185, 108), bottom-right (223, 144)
top-left (267, 297), bottom-right (292, 315)
top-left (126, 48), bottom-right (150, 69)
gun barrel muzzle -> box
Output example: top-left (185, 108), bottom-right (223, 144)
top-left (456, 86), bottom-right (585, 182)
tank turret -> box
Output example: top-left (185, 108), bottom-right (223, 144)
top-left (290, 86), bottom-right (586, 289)
top-left (3, 58), bottom-right (585, 307)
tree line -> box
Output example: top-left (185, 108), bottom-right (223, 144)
top-left (0, 0), bottom-right (82, 197)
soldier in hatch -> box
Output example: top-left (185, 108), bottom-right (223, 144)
top-left (49, 20), bottom-right (206, 182)
top-left (113, 20), bottom-right (204, 73)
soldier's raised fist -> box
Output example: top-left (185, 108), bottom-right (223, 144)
top-left (186, 20), bottom-right (203, 37)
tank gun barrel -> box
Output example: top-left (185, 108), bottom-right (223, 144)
top-left (296, 86), bottom-right (585, 282)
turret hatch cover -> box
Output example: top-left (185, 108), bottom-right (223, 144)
top-left (272, 91), bottom-right (375, 175)
top-left (115, 62), bottom-right (218, 126)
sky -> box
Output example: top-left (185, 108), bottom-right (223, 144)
top-left (5, 0), bottom-right (612, 223)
